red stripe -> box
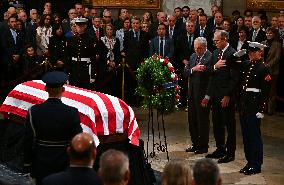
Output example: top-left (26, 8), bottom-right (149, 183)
top-left (22, 81), bottom-right (46, 90)
top-left (0, 104), bottom-right (29, 118)
top-left (130, 128), bottom-right (140, 146)
top-left (95, 93), bottom-right (116, 134)
top-left (8, 90), bottom-right (45, 105)
top-left (79, 112), bottom-right (97, 135)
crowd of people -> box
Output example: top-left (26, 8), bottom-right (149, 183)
top-left (0, 1), bottom-right (284, 184)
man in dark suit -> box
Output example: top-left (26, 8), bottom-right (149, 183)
top-left (248, 16), bottom-right (266, 42)
top-left (204, 30), bottom-right (239, 163)
top-left (196, 14), bottom-right (214, 52)
top-left (62, 8), bottom-right (77, 33)
top-left (24, 71), bottom-right (83, 185)
top-left (1, 15), bottom-right (25, 91)
top-left (42, 133), bottom-right (102, 185)
top-left (87, 16), bottom-right (104, 42)
top-left (149, 23), bottom-right (174, 59)
top-left (149, 11), bottom-right (167, 39)
top-left (122, 16), bottom-right (149, 105)
top-left (176, 21), bottom-right (197, 107)
top-left (184, 37), bottom-right (212, 154)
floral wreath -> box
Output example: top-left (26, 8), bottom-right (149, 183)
top-left (136, 55), bottom-right (180, 114)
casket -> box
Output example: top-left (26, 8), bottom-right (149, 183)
top-left (0, 80), bottom-right (140, 147)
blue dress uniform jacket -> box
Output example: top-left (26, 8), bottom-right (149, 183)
top-left (239, 60), bottom-right (271, 170)
top-left (24, 98), bottom-right (82, 184)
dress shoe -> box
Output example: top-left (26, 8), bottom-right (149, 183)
top-left (239, 164), bottom-right (249, 173)
top-left (205, 149), bottom-right (226, 159)
top-left (217, 155), bottom-right (235, 163)
top-left (185, 146), bottom-right (197, 152)
top-left (194, 148), bottom-right (208, 154)
top-left (243, 167), bottom-right (261, 175)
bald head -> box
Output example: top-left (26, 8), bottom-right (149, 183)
top-left (69, 133), bottom-right (96, 163)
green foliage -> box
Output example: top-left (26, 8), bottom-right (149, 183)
top-left (136, 56), bottom-right (180, 114)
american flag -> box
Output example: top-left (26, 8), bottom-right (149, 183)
top-left (0, 80), bottom-right (140, 147)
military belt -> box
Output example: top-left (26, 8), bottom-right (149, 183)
top-left (36, 139), bottom-right (69, 147)
top-left (243, 87), bottom-right (261, 93)
top-left (72, 57), bottom-right (91, 62)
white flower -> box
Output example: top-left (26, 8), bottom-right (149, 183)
top-left (171, 73), bottom-right (175, 79)
top-left (167, 62), bottom-right (173, 68)
top-left (160, 58), bottom-right (164, 63)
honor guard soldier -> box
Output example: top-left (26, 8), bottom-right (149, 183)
top-left (67, 17), bottom-right (97, 89)
top-left (239, 41), bottom-right (271, 175)
top-left (23, 71), bottom-right (83, 185)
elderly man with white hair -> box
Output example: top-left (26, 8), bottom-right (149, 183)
top-left (184, 37), bottom-right (213, 154)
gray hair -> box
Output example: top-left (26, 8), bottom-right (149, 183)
top-left (215, 30), bottom-right (229, 40)
top-left (194, 37), bottom-right (207, 46)
top-left (29, 9), bottom-right (37, 15)
top-left (99, 149), bottom-right (129, 184)
top-left (193, 158), bottom-right (220, 185)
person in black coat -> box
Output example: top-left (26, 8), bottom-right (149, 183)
top-left (96, 24), bottom-right (121, 97)
top-left (23, 71), bottom-right (83, 185)
top-left (248, 16), bottom-right (266, 43)
top-left (238, 42), bottom-right (271, 175)
top-left (176, 21), bottom-right (198, 107)
top-left (184, 37), bottom-right (213, 154)
top-left (204, 30), bottom-right (239, 164)
top-left (87, 16), bottom-right (105, 43)
top-left (48, 23), bottom-right (68, 71)
top-left (66, 18), bottom-right (97, 89)
top-left (42, 133), bottom-right (102, 185)
top-left (1, 15), bottom-right (25, 91)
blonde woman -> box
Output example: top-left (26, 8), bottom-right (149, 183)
top-left (162, 159), bottom-right (192, 185)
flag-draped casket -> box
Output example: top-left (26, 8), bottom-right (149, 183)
top-left (0, 80), bottom-right (140, 146)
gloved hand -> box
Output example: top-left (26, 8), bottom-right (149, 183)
top-left (201, 98), bottom-right (209, 107)
top-left (256, 112), bottom-right (264, 119)
top-left (90, 79), bottom-right (95, 83)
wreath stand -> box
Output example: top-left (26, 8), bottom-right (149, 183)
top-left (145, 97), bottom-right (169, 162)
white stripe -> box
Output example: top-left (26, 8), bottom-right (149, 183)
top-left (127, 105), bottom-right (136, 141)
top-left (14, 84), bottom-right (48, 100)
top-left (105, 95), bottom-right (124, 133)
top-left (81, 124), bottom-right (100, 147)
top-left (64, 86), bottom-right (110, 135)
top-left (4, 97), bottom-right (34, 111)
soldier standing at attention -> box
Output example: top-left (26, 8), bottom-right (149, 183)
top-left (23, 71), bottom-right (83, 185)
top-left (239, 41), bottom-right (271, 175)
top-left (67, 18), bottom-right (97, 89)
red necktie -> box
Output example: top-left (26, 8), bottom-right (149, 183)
top-left (96, 30), bottom-right (99, 40)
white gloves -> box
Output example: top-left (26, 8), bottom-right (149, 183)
top-left (233, 49), bottom-right (247, 57)
top-left (256, 112), bottom-right (264, 119)
top-left (90, 79), bottom-right (95, 83)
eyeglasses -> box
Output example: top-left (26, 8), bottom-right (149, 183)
top-left (142, 26), bottom-right (149, 28)
top-left (104, 16), bottom-right (111, 18)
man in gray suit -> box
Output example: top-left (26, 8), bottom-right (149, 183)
top-left (149, 23), bottom-right (174, 59)
top-left (184, 37), bottom-right (213, 154)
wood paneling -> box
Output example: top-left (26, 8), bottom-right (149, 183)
top-left (83, 0), bottom-right (160, 9)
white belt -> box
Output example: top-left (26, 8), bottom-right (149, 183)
top-left (72, 57), bottom-right (90, 62)
top-left (243, 87), bottom-right (261, 92)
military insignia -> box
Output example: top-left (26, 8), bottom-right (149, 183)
top-left (264, 74), bottom-right (271, 81)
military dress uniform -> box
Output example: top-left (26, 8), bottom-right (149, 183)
top-left (23, 71), bottom-right (83, 185)
top-left (67, 18), bottom-right (97, 89)
top-left (239, 42), bottom-right (271, 175)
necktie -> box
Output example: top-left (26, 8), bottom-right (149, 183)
top-left (217, 50), bottom-right (223, 60)
top-left (12, 30), bottom-right (17, 44)
top-left (135, 31), bottom-right (139, 41)
top-left (195, 55), bottom-right (201, 65)
top-left (160, 38), bottom-right (164, 57)
top-left (95, 30), bottom-right (99, 40)
top-left (188, 35), bottom-right (192, 49)
top-left (200, 29), bottom-right (204, 37)
top-left (252, 30), bottom-right (257, 42)
top-left (170, 27), bottom-right (173, 38)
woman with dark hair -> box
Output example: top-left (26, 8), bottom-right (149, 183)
top-left (96, 24), bottom-right (121, 96)
top-left (115, 17), bottom-right (131, 51)
top-left (48, 23), bottom-right (68, 71)
top-left (262, 27), bottom-right (281, 115)
top-left (53, 13), bottom-right (62, 25)
top-left (230, 16), bottom-right (245, 45)
top-left (36, 14), bottom-right (54, 57)
top-left (231, 25), bottom-right (249, 53)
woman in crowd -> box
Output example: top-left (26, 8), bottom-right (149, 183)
top-left (262, 27), bottom-right (281, 115)
top-left (48, 23), bottom-right (68, 71)
top-left (116, 17), bottom-right (131, 51)
top-left (96, 24), bottom-right (121, 96)
top-left (161, 159), bottom-right (192, 185)
top-left (36, 14), bottom-right (53, 57)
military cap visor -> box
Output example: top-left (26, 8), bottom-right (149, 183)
top-left (75, 17), bottom-right (88, 25)
top-left (42, 71), bottom-right (68, 88)
top-left (247, 41), bottom-right (267, 52)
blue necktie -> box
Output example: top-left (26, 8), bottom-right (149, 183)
top-left (12, 30), bottom-right (17, 44)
